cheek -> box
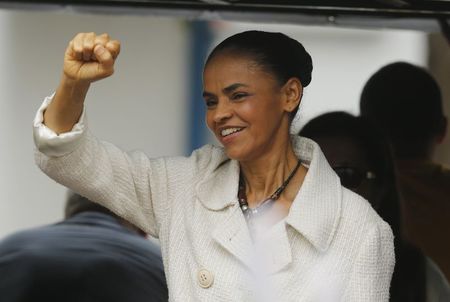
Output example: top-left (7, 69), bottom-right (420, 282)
top-left (241, 98), bottom-right (283, 130)
top-left (238, 100), bottom-right (267, 122)
top-left (205, 111), bottom-right (214, 131)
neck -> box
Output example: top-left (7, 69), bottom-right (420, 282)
top-left (239, 138), bottom-right (299, 207)
top-left (393, 138), bottom-right (436, 161)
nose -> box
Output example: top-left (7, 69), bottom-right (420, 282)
top-left (213, 99), bottom-right (233, 123)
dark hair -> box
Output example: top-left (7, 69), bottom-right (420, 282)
top-left (64, 191), bottom-right (116, 219)
top-left (360, 62), bottom-right (444, 158)
top-left (299, 111), bottom-right (426, 302)
top-left (206, 30), bottom-right (313, 120)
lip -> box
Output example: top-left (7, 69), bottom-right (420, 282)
top-left (217, 126), bottom-right (245, 145)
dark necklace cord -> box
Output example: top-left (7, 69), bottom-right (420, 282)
top-left (238, 159), bottom-right (302, 215)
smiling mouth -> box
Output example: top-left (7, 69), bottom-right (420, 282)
top-left (220, 127), bottom-right (243, 137)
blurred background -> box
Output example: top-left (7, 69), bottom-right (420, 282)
top-left (0, 1), bottom-right (448, 238)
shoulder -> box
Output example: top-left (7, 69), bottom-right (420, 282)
top-left (181, 144), bottom-right (226, 166)
top-left (342, 187), bottom-right (391, 232)
top-left (0, 226), bottom-right (54, 254)
top-left (339, 187), bottom-right (394, 245)
top-left (0, 226), bottom-right (75, 270)
top-left (163, 144), bottom-right (228, 175)
top-left (0, 220), bottom-right (163, 266)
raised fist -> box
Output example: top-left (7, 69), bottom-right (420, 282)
top-left (63, 32), bottom-right (120, 83)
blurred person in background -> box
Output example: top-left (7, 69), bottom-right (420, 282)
top-left (0, 191), bottom-right (167, 302)
top-left (300, 111), bottom-right (450, 301)
top-left (360, 62), bottom-right (450, 282)
top-left (33, 31), bottom-right (394, 300)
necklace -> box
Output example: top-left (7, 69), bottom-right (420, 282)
top-left (238, 159), bottom-right (302, 223)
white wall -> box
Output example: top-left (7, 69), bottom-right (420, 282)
top-left (0, 8), bottom-right (188, 238)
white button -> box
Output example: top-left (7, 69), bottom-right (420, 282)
top-left (197, 269), bottom-right (214, 288)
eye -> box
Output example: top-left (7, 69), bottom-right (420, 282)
top-left (231, 92), bottom-right (248, 101)
top-left (204, 98), bottom-right (217, 109)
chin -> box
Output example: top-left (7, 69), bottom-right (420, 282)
top-left (223, 147), bottom-right (255, 162)
top-left (224, 149), bottom-right (241, 161)
top-left (223, 147), bottom-right (244, 161)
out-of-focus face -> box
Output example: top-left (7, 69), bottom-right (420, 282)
top-left (314, 136), bottom-right (380, 209)
top-left (203, 54), bottom-right (291, 162)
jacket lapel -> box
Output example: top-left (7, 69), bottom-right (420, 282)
top-left (196, 156), bottom-right (255, 268)
top-left (287, 136), bottom-right (342, 252)
top-left (257, 220), bottom-right (293, 274)
top-left (195, 156), bottom-right (239, 211)
top-left (212, 205), bottom-right (254, 268)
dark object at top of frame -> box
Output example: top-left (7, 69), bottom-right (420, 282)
top-left (0, 0), bottom-right (449, 18)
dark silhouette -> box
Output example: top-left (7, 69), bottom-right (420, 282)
top-left (360, 62), bottom-right (450, 282)
top-left (0, 192), bottom-right (168, 302)
top-left (299, 111), bottom-right (448, 301)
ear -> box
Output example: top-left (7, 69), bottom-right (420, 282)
top-left (281, 77), bottom-right (303, 113)
top-left (436, 116), bottom-right (447, 144)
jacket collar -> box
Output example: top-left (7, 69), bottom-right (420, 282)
top-left (196, 137), bottom-right (342, 252)
top-left (196, 152), bottom-right (240, 211)
top-left (285, 137), bottom-right (342, 252)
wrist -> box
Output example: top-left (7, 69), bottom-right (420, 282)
top-left (60, 74), bottom-right (91, 96)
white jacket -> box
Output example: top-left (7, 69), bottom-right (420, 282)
top-left (33, 95), bottom-right (394, 301)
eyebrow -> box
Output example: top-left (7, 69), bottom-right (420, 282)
top-left (202, 83), bottom-right (249, 99)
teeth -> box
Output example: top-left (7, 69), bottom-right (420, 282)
top-left (221, 127), bottom-right (242, 137)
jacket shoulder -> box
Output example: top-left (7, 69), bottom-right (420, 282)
top-left (164, 144), bottom-right (227, 175)
top-left (340, 188), bottom-right (392, 235)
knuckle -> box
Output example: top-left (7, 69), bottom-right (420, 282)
top-left (103, 68), bottom-right (114, 77)
top-left (84, 40), bottom-right (94, 48)
top-left (82, 45), bottom-right (92, 53)
top-left (73, 44), bottom-right (83, 53)
top-left (113, 42), bottom-right (121, 54)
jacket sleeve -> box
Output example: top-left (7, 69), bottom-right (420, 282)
top-left (33, 95), bottom-right (173, 238)
top-left (342, 220), bottom-right (395, 301)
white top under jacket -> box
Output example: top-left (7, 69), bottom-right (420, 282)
top-left (33, 95), bottom-right (395, 302)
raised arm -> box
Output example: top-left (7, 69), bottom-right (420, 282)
top-left (44, 32), bottom-right (120, 133)
top-left (34, 33), bottom-right (170, 237)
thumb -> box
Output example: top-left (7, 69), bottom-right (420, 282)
top-left (94, 44), bottom-right (114, 68)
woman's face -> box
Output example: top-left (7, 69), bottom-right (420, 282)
top-left (203, 54), bottom-right (291, 161)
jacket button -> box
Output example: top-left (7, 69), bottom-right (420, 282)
top-left (198, 269), bottom-right (214, 288)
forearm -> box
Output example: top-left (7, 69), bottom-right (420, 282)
top-left (43, 75), bottom-right (90, 134)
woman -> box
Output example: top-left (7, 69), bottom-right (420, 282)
top-left (34, 31), bottom-right (394, 301)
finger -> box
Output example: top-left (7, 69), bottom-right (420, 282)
top-left (91, 33), bottom-right (110, 60)
top-left (93, 44), bottom-right (114, 69)
top-left (72, 33), bottom-right (85, 61)
top-left (94, 33), bottom-right (110, 46)
top-left (106, 40), bottom-right (121, 59)
top-left (82, 32), bottom-right (96, 61)
top-left (66, 40), bottom-right (76, 60)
